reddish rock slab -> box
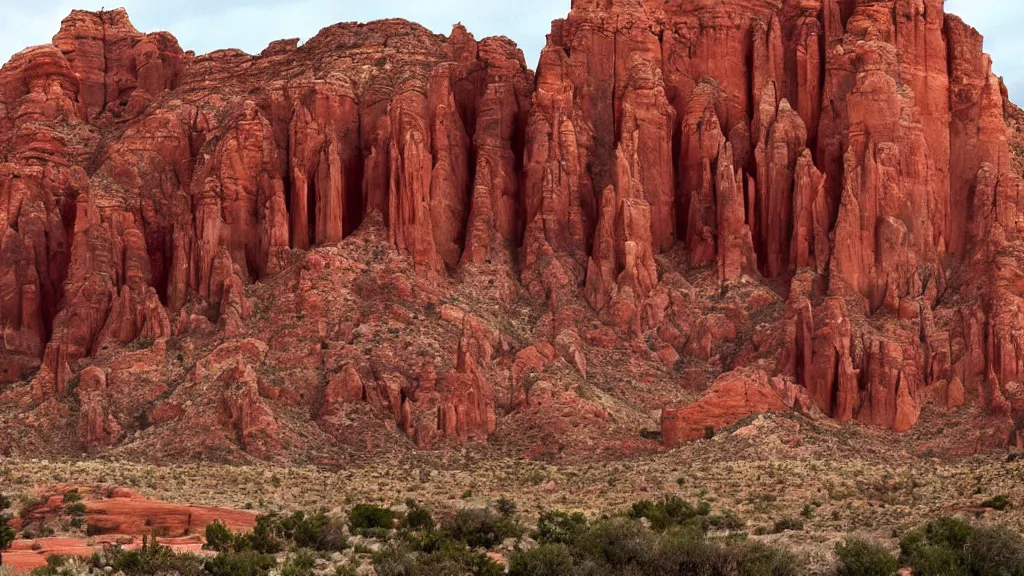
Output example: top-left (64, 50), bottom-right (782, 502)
top-left (661, 370), bottom-right (791, 447)
top-left (17, 487), bottom-right (256, 539)
top-left (85, 495), bottom-right (256, 537)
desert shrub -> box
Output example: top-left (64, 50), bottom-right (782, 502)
top-left (898, 517), bottom-right (1024, 576)
top-left (495, 496), bottom-right (517, 518)
top-left (107, 542), bottom-right (207, 576)
top-left (62, 490), bottom-right (82, 504)
top-left (769, 517), bottom-right (804, 534)
top-left (577, 517), bottom-right (658, 570)
top-left (333, 565), bottom-right (359, 576)
top-left (648, 528), bottom-right (731, 575)
top-left (28, 555), bottom-right (116, 576)
top-left (980, 495), bottom-right (1011, 511)
top-left (281, 511), bottom-right (348, 552)
top-left (564, 516), bottom-right (800, 576)
top-left (899, 517), bottom-right (973, 576)
top-left (508, 543), bottom-right (576, 576)
top-left (372, 544), bottom-right (417, 576)
top-left (242, 513), bottom-right (284, 553)
top-left (349, 504), bottom-right (396, 534)
top-left (281, 549), bottom-right (318, 576)
top-left (707, 510), bottom-right (745, 531)
top-left (29, 555), bottom-right (85, 576)
top-left (0, 494), bottom-right (14, 552)
top-left (422, 541), bottom-right (503, 576)
top-left (230, 511), bottom-right (346, 553)
top-left (401, 501), bottom-right (435, 532)
top-left (534, 510), bottom-right (589, 545)
top-left (445, 507), bottom-right (524, 549)
top-left (963, 524), bottom-right (1024, 575)
top-left (732, 539), bottom-right (801, 576)
top-left (204, 549), bottom-right (276, 576)
top-left (835, 538), bottom-right (898, 576)
top-left (628, 496), bottom-right (711, 532)
top-left (204, 519), bottom-right (235, 552)
top-left (373, 540), bottom-right (502, 576)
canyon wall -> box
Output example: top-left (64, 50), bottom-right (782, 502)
top-left (0, 1), bottom-right (1022, 460)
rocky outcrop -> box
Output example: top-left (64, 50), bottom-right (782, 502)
top-left (661, 370), bottom-right (803, 447)
top-left (6, 485), bottom-right (256, 571)
top-left (2, 1), bottom-right (1024, 459)
top-left (52, 9), bottom-right (184, 118)
top-left (86, 492), bottom-right (256, 537)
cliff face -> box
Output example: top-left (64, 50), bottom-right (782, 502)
top-left (0, 2), bottom-right (1022, 462)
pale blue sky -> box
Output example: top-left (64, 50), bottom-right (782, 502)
top-left (0, 1), bottom-right (1020, 101)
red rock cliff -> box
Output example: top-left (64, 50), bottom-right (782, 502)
top-left (0, 2), bottom-right (1022, 460)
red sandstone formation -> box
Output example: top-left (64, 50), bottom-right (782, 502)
top-left (4, 486), bottom-right (253, 572)
top-left (17, 487), bottom-right (256, 537)
top-left (661, 370), bottom-right (805, 446)
top-left (1, 1), bottom-right (1023, 459)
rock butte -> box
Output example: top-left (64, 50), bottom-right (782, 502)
top-left (1, 1), bottom-right (1023, 461)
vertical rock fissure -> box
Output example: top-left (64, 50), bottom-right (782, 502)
top-left (307, 167), bottom-right (318, 249)
top-left (344, 143), bottom-right (365, 238)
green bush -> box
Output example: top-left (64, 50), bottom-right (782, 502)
top-left (281, 549), bottom-right (318, 576)
top-left (769, 517), bottom-right (804, 534)
top-left (649, 528), bottom-right (731, 575)
top-left (899, 517), bottom-right (973, 576)
top-left (707, 510), bottom-right (745, 531)
top-left (534, 510), bottom-right (589, 546)
top-left (29, 555), bottom-right (81, 576)
top-left (963, 524), bottom-right (1024, 575)
top-left (732, 540), bottom-right (801, 576)
top-left (1, 493), bottom-right (15, 553)
top-left (980, 495), bottom-right (1011, 511)
top-left (204, 549), bottom-right (276, 576)
top-left (205, 519), bottom-right (235, 552)
top-left (508, 544), bottom-right (576, 576)
top-left (495, 496), bottom-right (517, 518)
top-left (372, 544), bottom-right (417, 576)
top-left (230, 511), bottom-right (346, 554)
top-left (835, 538), bottom-right (898, 576)
top-left (0, 529), bottom-right (12, 554)
top-left (424, 541), bottom-right (503, 576)
top-left (445, 507), bottom-right (524, 549)
top-left (628, 496), bottom-right (711, 532)
top-left (107, 541), bottom-right (207, 576)
top-left (577, 517), bottom-right (657, 570)
top-left (898, 517), bottom-right (1024, 576)
top-left (373, 540), bottom-right (503, 576)
top-left (567, 516), bottom-right (800, 576)
top-left (349, 504), bottom-right (396, 533)
top-left (402, 501), bottom-right (435, 532)
top-left (240, 514), bottom-right (284, 553)
top-left (281, 511), bottom-right (348, 552)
